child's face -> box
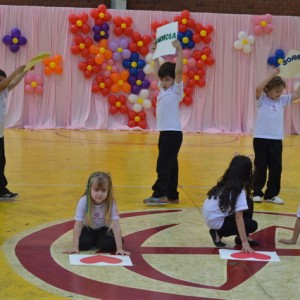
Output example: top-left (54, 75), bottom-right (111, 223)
top-left (266, 86), bottom-right (284, 100)
top-left (0, 76), bottom-right (5, 83)
top-left (160, 75), bottom-right (174, 91)
top-left (91, 182), bottom-right (108, 204)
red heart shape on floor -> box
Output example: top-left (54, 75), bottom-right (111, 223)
top-left (231, 252), bottom-right (271, 260)
top-left (80, 255), bottom-right (123, 264)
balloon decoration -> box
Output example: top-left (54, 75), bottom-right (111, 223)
top-left (91, 75), bottom-right (112, 96)
top-left (110, 70), bottom-right (131, 94)
top-left (193, 23), bottom-right (214, 44)
top-left (128, 110), bottom-right (147, 129)
top-left (177, 30), bottom-right (195, 49)
top-left (101, 59), bottom-right (118, 77)
top-left (43, 55), bottom-right (63, 76)
top-left (233, 31), bottom-right (255, 54)
top-left (90, 4), bottom-right (112, 25)
top-left (128, 71), bottom-right (150, 95)
top-left (3, 28), bottom-right (27, 53)
top-left (89, 39), bottom-right (112, 65)
top-left (129, 32), bottom-right (152, 56)
top-left (68, 5), bottom-right (216, 128)
top-left (71, 35), bottom-right (93, 58)
top-left (68, 13), bottom-right (91, 34)
top-left (92, 23), bottom-right (109, 41)
top-left (128, 89), bottom-right (152, 112)
top-left (253, 14), bottom-right (273, 35)
top-left (112, 16), bottom-right (133, 36)
top-left (173, 10), bottom-right (195, 32)
top-left (78, 56), bottom-right (101, 79)
top-left (267, 49), bottom-right (285, 68)
top-left (122, 52), bottom-right (146, 76)
top-left (108, 95), bottom-right (128, 114)
top-left (109, 37), bottom-right (131, 62)
top-left (24, 72), bottom-right (43, 95)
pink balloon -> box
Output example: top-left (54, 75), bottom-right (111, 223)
top-left (119, 37), bottom-right (129, 48)
top-left (112, 52), bottom-right (121, 62)
top-left (35, 75), bottom-right (44, 84)
top-left (25, 73), bottom-right (35, 83)
top-left (109, 41), bottom-right (118, 51)
top-left (25, 85), bottom-right (34, 94)
top-left (150, 80), bottom-right (158, 90)
top-left (35, 86), bottom-right (44, 95)
top-left (265, 13), bottom-right (272, 23)
top-left (188, 58), bottom-right (196, 67)
top-left (253, 15), bottom-right (260, 24)
top-left (264, 24), bottom-right (273, 33)
top-left (254, 26), bottom-right (263, 35)
top-left (122, 49), bottom-right (131, 59)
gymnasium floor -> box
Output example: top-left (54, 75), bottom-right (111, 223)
top-left (0, 129), bottom-right (299, 300)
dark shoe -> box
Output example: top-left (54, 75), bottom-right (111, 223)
top-left (234, 236), bottom-right (260, 246)
top-left (0, 191), bottom-right (18, 200)
top-left (209, 229), bottom-right (226, 247)
top-left (143, 196), bottom-right (168, 205)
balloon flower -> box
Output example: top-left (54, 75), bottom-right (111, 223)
top-left (128, 71), bottom-right (150, 95)
top-left (128, 89), bottom-right (152, 113)
top-left (93, 23), bottom-right (109, 42)
top-left (187, 69), bottom-right (206, 87)
top-left (90, 4), bottom-right (112, 26)
top-left (3, 28), bottom-right (27, 53)
top-left (109, 37), bottom-right (131, 62)
top-left (110, 70), bottom-right (131, 94)
top-left (68, 13), bottom-right (91, 34)
top-left (43, 55), bottom-right (63, 76)
top-left (24, 72), bottom-right (43, 95)
top-left (89, 39), bottom-right (112, 65)
top-left (174, 49), bottom-right (196, 74)
top-left (122, 52), bottom-right (146, 76)
top-left (267, 49), bottom-right (285, 68)
top-left (78, 56), bottom-right (101, 79)
top-left (113, 16), bottom-right (133, 36)
top-left (108, 95), bottom-right (128, 114)
top-left (101, 59), bottom-right (118, 77)
top-left (128, 110), bottom-right (147, 129)
top-left (233, 31), bottom-right (255, 54)
top-left (71, 35), bottom-right (93, 58)
top-left (91, 75), bottom-right (112, 96)
top-left (182, 86), bottom-right (193, 106)
top-left (143, 53), bottom-right (165, 75)
top-left (177, 30), bottom-right (195, 49)
top-left (253, 14), bottom-right (273, 35)
top-left (129, 32), bottom-right (152, 56)
top-left (173, 10), bottom-right (195, 32)
top-left (193, 47), bottom-right (215, 68)
top-left (193, 23), bottom-right (214, 44)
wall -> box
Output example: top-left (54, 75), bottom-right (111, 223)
top-left (0, 0), bottom-right (299, 16)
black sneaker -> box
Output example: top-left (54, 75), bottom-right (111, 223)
top-left (0, 191), bottom-right (18, 200)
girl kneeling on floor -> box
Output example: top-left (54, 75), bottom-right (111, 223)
top-left (202, 155), bottom-right (259, 252)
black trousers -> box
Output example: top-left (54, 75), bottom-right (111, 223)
top-left (0, 137), bottom-right (8, 194)
top-left (79, 226), bottom-right (117, 252)
top-left (217, 198), bottom-right (257, 238)
top-left (253, 138), bottom-right (282, 199)
top-left (152, 131), bottom-right (183, 199)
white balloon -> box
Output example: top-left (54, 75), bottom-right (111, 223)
top-left (139, 89), bottom-right (149, 99)
top-left (293, 82), bottom-right (300, 91)
top-left (238, 31), bottom-right (247, 40)
top-left (143, 99), bottom-right (152, 109)
top-left (145, 53), bottom-right (153, 63)
top-left (128, 94), bottom-right (137, 103)
top-left (243, 45), bottom-right (252, 54)
top-left (133, 103), bottom-right (142, 112)
top-left (248, 35), bottom-right (255, 44)
top-left (234, 40), bottom-right (243, 50)
top-left (143, 64), bottom-right (152, 75)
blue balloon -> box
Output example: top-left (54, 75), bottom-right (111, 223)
top-left (10, 43), bottom-right (19, 52)
top-left (93, 34), bottom-right (101, 41)
top-left (122, 60), bottom-right (131, 68)
top-left (177, 32), bottom-right (184, 40)
top-left (141, 80), bottom-right (150, 89)
top-left (129, 68), bottom-right (138, 76)
top-left (275, 49), bottom-right (285, 58)
top-left (11, 28), bottom-right (21, 37)
top-left (3, 35), bottom-right (12, 45)
top-left (137, 60), bottom-right (145, 68)
top-left (18, 36), bottom-right (27, 46)
top-left (131, 85), bottom-right (141, 94)
top-left (102, 23), bottom-right (109, 31)
top-left (93, 25), bottom-right (101, 33)
top-left (187, 40), bottom-right (195, 49)
top-left (131, 52), bottom-right (139, 61)
top-left (186, 30), bottom-right (193, 38)
top-left (128, 76), bottom-right (136, 85)
top-left (267, 56), bottom-right (277, 66)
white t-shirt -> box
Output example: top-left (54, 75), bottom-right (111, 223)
top-left (156, 81), bottom-right (183, 131)
top-left (253, 92), bottom-right (291, 140)
top-left (75, 195), bottom-right (119, 229)
top-left (202, 189), bottom-right (249, 229)
top-left (0, 89), bottom-right (8, 138)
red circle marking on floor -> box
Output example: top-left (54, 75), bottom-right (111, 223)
top-left (80, 255), bottom-right (123, 264)
top-left (231, 252), bottom-right (271, 260)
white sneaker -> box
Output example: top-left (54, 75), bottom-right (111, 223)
top-left (253, 196), bottom-right (262, 203)
top-left (265, 196), bottom-right (284, 204)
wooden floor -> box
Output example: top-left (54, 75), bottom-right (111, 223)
top-left (0, 129), bottom-right (299, 300)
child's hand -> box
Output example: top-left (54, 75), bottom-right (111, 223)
top-left (63, 247), bottom-right (80, 254)
top-left (172, 39), bottom-right (182, 50)
top-left (241, 241), bottom-right (254, 253)
top-left (152, 41), bottom-right (157, 52)
top-left (116, 248), bottom-right (131, 255)
top-left (273, 68), bottom-right (280, 76)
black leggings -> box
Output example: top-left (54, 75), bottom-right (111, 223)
top-left (217, 200), bottom-right (258, 238)
top-left (79, 226), bottom-right (117, 251)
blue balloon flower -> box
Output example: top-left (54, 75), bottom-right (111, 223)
top-left (177, 29), bottom-right (195, 49)
top-left (267, 49), bottom-right (285, 67)
top-left (2, 27), bottom-right (27, 53)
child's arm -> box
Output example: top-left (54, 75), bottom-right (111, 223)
top-left (0, 65), bottom-right (26, 93)
top-left (279, 217), bottom-right (300, 244)
top-left (111, 219), bottom-right (130, 255)
top-left (173, 39), bottom-right (183, 84)
top-left (63, 220), bottom-right (83, 254)
top-left (255, 68), bottom-right (280, 99)
top-left (151, 42), bottom-right (160, 78)
top-left (235, 211), bottom-right (254, 252)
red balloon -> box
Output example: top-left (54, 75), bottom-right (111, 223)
top-left (113, 16), bottom-right (123, 26)
top-left (184, 96), bottom-right (193, 105)
top-left (92, 84), bottom-right (100, 93)
top-left (202, 47), bottom-right (211, 55)
top-left (81, 24), bottom-right (90, 33)
top-left (124, 16), bottom-right (132, 25)
top-left (181, 10), bottom-right (190, 19)
top-left (71, 45), bottom-right (80, 55)
top-left (193, 50), bottom-right (201, 60)
top-left (192, 34), bottom-right (201, 44)
top-left (184, 86), bottom-right (193, 96)
top-left (108, 95), bottom-right (116, 104)
top-left (204, 25), bottom-right (214, 33)
top-left (124, 27), bottom-right (133, 36)
top-left (143, 35), bottom-right (152, 44)
top-left (68, 14), bottom-right (77, 24)
top-left (129, 43), bottom-right (138, 52)
top-left (196, 60), bottom-right (205, 69)
top-left (79, 12), bottom-right (88, 22)
top-left (90, 9), bottom-right (99, 19)
top-left (139, 46), bottom-right (149, 56)
top-left (198, 78), bottom-right (206, 87)
top-left (139, 120), bottom-right (147, 129)
top-left (128, 120), bottom-right (136, 127)
top-left (131, 32), bottom-right (141, 42)
top-left (120, 105), bottom-right (128, 114)
top-left (151, 21), bottom-right (159, 31)
top-left (78, 62), bottom-right (87, 71)
top-left (203, 36), bottom-right (212, 44)
top-left (179, 24), bottom-right (186, 33)
top-left (114, 27), bottom-right (123, 36)
top-left (84, 70), bottom-right (92, 79)
top-left (74, 34), bottom-right (82, 44)
top-left (128, 110), bottom-right (136, 119)
top-left (110, 106), bottom-right (119, 115)
top-left (206, 57), bottom-right (215, 65)
top-left (70, 25), bottom-right (79, 34)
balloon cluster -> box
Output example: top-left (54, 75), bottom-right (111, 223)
top-left (2, 28), bottom-right (27, 53)
top-left (233, 31), bottom-right (255, 54)
top-left (24, 72), bottom-right (43, 95)
top-left (69, 6), bottom-right (215, 127)
top-left (253, 14), bottom-right (273, 35)
top-left (267, 49), bottom-right (285, 68)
